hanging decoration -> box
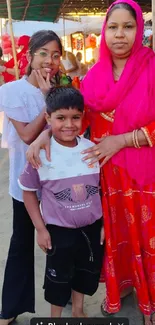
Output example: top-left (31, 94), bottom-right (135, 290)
top-left (1, 34), bottom-right (30, 82)
top-left (85, 34), bottom-right (97, 49)
top-left (71, 33), bottom-right (84, 51)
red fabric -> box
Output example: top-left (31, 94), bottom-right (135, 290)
top-left (2, 35), bottom-right (30, 82)
top-left (84, 110), bottom-right (155, 315)
top-left (143, 122), bottom-right (155, 147)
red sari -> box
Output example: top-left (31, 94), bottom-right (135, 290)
top-left (85, 109), bottom-right (155, 315)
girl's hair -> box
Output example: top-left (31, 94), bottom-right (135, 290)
top-left (46, 86), bottom-right (84, 115)
top-left (27, 30), bottom-right (62, 76)
top-left (106, 2), bottom-right (137, 22)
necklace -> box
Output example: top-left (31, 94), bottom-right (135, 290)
top-left (113, 68), bottom-right (121, 79)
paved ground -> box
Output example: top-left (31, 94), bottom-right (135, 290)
top-left (0, 147), bottom-right (144, 325)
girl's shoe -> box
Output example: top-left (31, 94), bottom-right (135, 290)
top-left (101, 292), bottom-right (133, 316)
top-left (151, 312), bottom-right (155, 325)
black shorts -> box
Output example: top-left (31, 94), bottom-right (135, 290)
top-left (44, 218), bottom-right (104, 307)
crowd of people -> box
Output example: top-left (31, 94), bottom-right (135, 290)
top-left (0, 0), bottom-right (155, 325)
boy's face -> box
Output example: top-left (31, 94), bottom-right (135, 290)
top-left (45, 108), bottom-right (83, 147)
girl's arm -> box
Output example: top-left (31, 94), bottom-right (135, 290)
top-left (10, 109), bottom-right (46, 145)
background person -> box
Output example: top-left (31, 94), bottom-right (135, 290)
top-left (61, 47), bottom-right (79, 79)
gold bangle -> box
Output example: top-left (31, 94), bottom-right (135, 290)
top-left (135, 129), bottom-right (141, 148)
top-left (132, 130), bottom-right (138, 148)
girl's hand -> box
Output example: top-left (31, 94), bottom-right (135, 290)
top-left (82, 135), bottom-right (126, 167)
top-left (37, 228), bottom-right (52, 253)
top-left (32, 69), bottom-right (51, 95)
top-left (26, 129), bottom-right (51, 169)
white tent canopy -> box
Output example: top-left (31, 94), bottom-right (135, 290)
top-left (5, 17), bottom-right (105, 37)
top-left (5, 19), bottom-right (84, 37)
top-left (4, 12), bottom-right (152, 39)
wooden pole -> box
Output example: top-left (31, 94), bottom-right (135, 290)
top-left (63, 15), bottom-right (66, 49)
top-left (0, 19), bottom-right (2, 40)
top-left (153, 0), bottom-right (155, 51)
top-left (6, 0), bottom-right (19, 79)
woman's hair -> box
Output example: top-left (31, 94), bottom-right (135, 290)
top-left (45, 86), bottom-right (84, 115)
top-left (27, 30), bottom-right (62, 76)
top-left (106, 2), bottom-right (137, 22)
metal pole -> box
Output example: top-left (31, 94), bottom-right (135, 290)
top-left (152, 0), bottom-right (155, 51)
top-left (6, 0), bottom-right (19, 79)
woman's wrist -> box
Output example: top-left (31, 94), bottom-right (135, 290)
top-left (120, 130), bottom-right (149, 149)
top-left (116, 134), bottom-right (132, 149)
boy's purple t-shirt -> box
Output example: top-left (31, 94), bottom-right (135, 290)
top-left (18, 137), bottom-right (102, 228)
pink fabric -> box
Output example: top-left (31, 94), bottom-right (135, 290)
top-left (81, 0), bottom-right (155, 186)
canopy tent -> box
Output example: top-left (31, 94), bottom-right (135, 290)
top-left (60, 0), bottom-right (151, 17)
top-left (0, 0), bottom-right (151, 22)
top-left (0, 0), bottom-right (64, 22)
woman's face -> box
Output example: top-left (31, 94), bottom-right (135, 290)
top-left (28, 40), bottom-right (61, 78)
top-left (105, 8), bottom-right (137, 58)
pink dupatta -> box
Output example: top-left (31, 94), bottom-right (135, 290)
top-left (81, 0), bottom-right (155, 186)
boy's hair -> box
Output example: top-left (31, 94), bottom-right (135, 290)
top-left (45, 86), bottom-right (84, 115)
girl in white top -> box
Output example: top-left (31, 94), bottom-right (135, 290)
top-left (0, 30), bottom-right (63, 325)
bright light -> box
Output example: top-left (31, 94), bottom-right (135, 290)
top-left (63, 12), bottom-right (106, 17)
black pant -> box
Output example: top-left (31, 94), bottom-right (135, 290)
top-left (44, 218), bottom-right (104, 307)
top-left (1, 198), bottom-right (35, 318)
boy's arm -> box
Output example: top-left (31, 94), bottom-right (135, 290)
top-left (18, 162), bottom-right (52, 252)
top-left (23, 191), bottom-right (45, 232)
top-left (23, 191), bottom-right (52, 253)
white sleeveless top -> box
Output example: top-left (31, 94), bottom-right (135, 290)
top-left (0, 77), bottom-right (45, 202)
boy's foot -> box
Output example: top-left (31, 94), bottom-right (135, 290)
top-left (0, 317), bottom-right (16, 325)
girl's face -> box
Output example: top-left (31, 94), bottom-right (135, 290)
top-left (105, 8), bottom-right (137, 59)
top-left (28, 40), bottom-right (61, 79)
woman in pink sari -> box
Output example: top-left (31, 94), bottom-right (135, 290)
top-left (26, 1), bottom-right (155, 324)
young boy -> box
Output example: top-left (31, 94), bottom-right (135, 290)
top-left (18, 86), bottom-right (104, 318)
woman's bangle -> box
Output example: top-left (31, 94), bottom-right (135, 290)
top-left (135, 129), bottom-right (141, 148)
top-left (132, 130), bottom-right (137, 148)
top-left (132, 129), bottom-right (141, 148)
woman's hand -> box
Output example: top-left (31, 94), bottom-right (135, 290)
top-left (32, 69), bottom-right (51, 95)
top-left (82, 134), bottom-right (126, 167)
top-left (26, 129), bottom-right (51, 169)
